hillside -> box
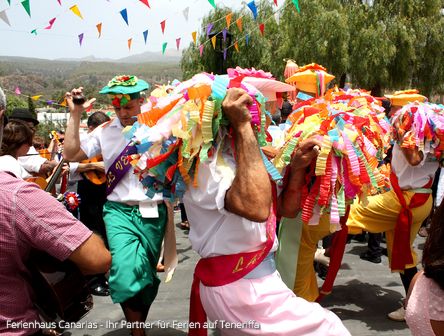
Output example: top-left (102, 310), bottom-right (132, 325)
top-left (0, 55), bottom-right (182, 105)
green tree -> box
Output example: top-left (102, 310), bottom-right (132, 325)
top-left (5, 94), bottom-right (27, 116)
top-left (28, 96), bottom-right (36, 117)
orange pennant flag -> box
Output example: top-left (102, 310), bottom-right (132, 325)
top-left (128, 38), bottom-right (132, 51)
top-left (236, 17), bottom-right (242, 32)
top-left (60, 98), bottom-right (67, 107)
top-left (234, 41), bottom-right (239, 52)
top-left (69, 4), bottom-right (83, 19)
top-left (225, 12), bottom-right (232, 28)
top-left (96, 23), bottom-right (102, 38)
top-left (211, 35), bottom-right (217, 49)
top-left (191, 31), bottom-right (197, 45)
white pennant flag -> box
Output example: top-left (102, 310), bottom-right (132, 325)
top-left (274, 11), bottom-right (280, 24)
top-left (183, 7), bottom-right (189, 21)
top-left (0, 10), bottom-right (11, 26)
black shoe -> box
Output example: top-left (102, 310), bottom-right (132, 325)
top-left (360, 251), bottom-right (381, 264)
top-left (90, 280), bottom-right (110, 296)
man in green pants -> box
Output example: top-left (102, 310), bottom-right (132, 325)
top-left (64, 76), bottom-right (166, 336)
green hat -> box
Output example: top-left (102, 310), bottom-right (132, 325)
top-left (100, 75), bottom-right (149, 107)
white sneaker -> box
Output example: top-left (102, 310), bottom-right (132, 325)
top-left (314, 248), bottom-right (330, 267)
top-left (388, 306), bottom-right (406, 322)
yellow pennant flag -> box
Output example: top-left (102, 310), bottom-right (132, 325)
top-left (234, 41), bottom-right (239, 52)
top-left (128, 38), bottom-right (132, 51)
top-left (96, 23), bottom-right (102, 38)
top-left (60, 98), bottom-right (67, 107)
top-left (69, 5), bottom-right (83, 19)
top-left (211, 35), bottom-right (217, 49)
top-left (236, 17), bottom-right (242, 32)
top-left (225, 12), bottom-right (232, 28)
top-left (31, 95), bottom-right (42, 101)
top-left (191, 31), bottom-right (197, 45)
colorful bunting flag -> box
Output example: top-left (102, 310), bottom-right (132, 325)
top-left (225, 12), bottom-right (232, 28)
top-left (199, 45), bottom-right (204, 57)
top-left (139, 0), bottom-right (150, 8)
top-left (128, 38), bottom-right (132, 51)
top-left (176, 38), bottom-right (181, 50)
top-left (44, 18), bottom-right (56, 30)
top-left (46, 100), bottom-right (54, 105)
top-left (236, 17), bottom-right (243, 32)
top-left (15, 87), bottom-right (21, 95)
top-left (234, 41), bottom-right (239, 52)
top-left (191, 31), bottom-right (197, 45)
top-left (183, 7), bottom-right (189, 21)
top-left (78, 33), bottom-right (84, 46)
top-left (120, 8), bottom-right (129, 25)
top-left (206, 23), bottom-right (213, 38)
top-left (96, 23), bottom-right (102, 38)
top-left (160, 20), bottom-right (166, 34)
top-left (246, 34), bottom-right (250, 45)
top-left (222, 28), bottom-right (227, 41)
top-left (292, 0), bottom-right (300, 13)
top-left (60, 98), bottom-right (67, 107)
top-left (6, 0), bottom-right (11, 5)
top-left (247, 1), bottom-right (257, 20)
top-left (273, 0), bottom-right (278, 5)
top-left (21, 0), bottom-right (31, 18)
top-left (208, 0), bottom-right (216, 9)
top-left (69, 5), bottom-right (83, 19)
top-left (143, 29), bottom-right (148, 44)
top-left (211, 35), bottom-right (216, 49)
top-left (57, 0), bottom-right (62, 5)
top-left (162, 42), bottom-right (167, 54)
top-left (31, 95), bottom-right (42, 101)
top-left (223, 48), bottom-right (227, 60)
top-left (31, 29), bottom-right (37, 35)
top-left (0, 10), bottom-right (11, 26)
top-left (259, 23), bottom-right (265, 36)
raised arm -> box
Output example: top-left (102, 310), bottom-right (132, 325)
top-left (223, 88), bottom-right (271, 222)
top-left (63, 87), bottom-right (95, 162)
top-left (278, 138), bottom-right (322, 218)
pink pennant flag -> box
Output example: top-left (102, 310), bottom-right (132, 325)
top-left (57, 0), bottom-right (62, 5)
top-left (199, 45), bottom-right (204, 57)
top-left (176, 38), bottom-right (181, 50)
top-left (15, 87), bottom-right (21, 95)
top-left (140, 0), bottom-right (150, 8)
top-left (78, 33), bottom-right (84, 46)
top-left (160, 20), bottom-right (166, 34)
top-left (44, 17), bottom-right (56, 30)
top-left (273, 0), bottom-right (278, 5)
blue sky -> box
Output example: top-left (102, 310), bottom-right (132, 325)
top-left (0, 0), bottom-right (270, 60)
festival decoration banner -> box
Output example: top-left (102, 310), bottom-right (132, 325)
top-left (21, 0), bottom-right (31, 18)
top-left (69, 5), bottom-right (83, 19)
top-left (57, 0), bottom-right (62, 5)
top-left (206, 23), bottom-right (213, 38)
top-left (44, 17), bottom-right (56, 30)
top-left (234, 41), bottom-right (239, 52)
top-left (143, 29), bottom-right (148, 44)
top-left (15, 87), bottom-right (21, 95)
top-left (176, 37), bottom-right (181, 50)
top-left (292, 0), bottom-right (300, 13)
top-left (31, 28), bottom-right (37, 35)
top-left (162, 42), bottom-right (167, 54)
top-left (160, 20), bottom-right (166, 34)
top-left (31, 95), bottom-right (42, 100)
top-left (128, 38), bottom-right (132, 50)
top-left (208, 0), bottom-right (216, 9)
top-left (211, 35), bottom-right (216, 49)
top-left (274, 0), bottom-right (278, 5)
top-left (96, 23), bottom-right (102, 37)
top-left (139, 0), bottom-right (150, 8)
top-left (236, 17), bottom-right (243, 32)
top-left (199, 44), bottom-right (204, 57)
top-left (247, 1), bottom-right (258, 20)
top-left (78, 32), bottom-right (84, 46)
top-left (191, 31), bottom-right (197, 45)
top-left (222, 28), bottom-right (227, 41)
top-left (259, 23), bottom-right (265, 36)
top-left (0, 10), bottom-right (11, 26)
top-left (120, 8), bottom-right (129, 25)
top-left (225, 12), bottom-right (232, 28)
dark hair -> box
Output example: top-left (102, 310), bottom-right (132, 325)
top-left (0, 119), bottom-right (34, 157)
top-left (381, 99), bottom-right (392, 117)
top-left (87, 111), bottom-right (110, 129)
top-left (422, 199), bottom-right (444, 290)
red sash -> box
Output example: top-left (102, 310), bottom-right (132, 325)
top-left (390, 172), bottom-right (432, 271)
top-left (189, 203), bottom-right (276, 336)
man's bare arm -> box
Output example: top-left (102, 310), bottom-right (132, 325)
top-left (68, 233), bottom-right (111, 275)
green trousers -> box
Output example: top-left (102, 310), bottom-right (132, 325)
top-left (103, 201), bottom-right (167, 305)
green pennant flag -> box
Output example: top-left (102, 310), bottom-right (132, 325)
top-left (7, 0), bottom-right (11, 5)
top-left (208, 0), bottom-right (216, 9)
top-left (162, 42), bottom-right (167, 55)
top-left (21, 0), bottom-right (31, 17)
top-left (31, 29), bottom-right (37, 35)
top-left (292, 0), bottom-right (300, 13)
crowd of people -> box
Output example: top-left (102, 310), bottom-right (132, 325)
top-left (0, 62), bottom-right (443, 336)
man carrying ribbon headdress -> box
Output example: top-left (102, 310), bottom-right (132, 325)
top-left (347, 89), bottom-right (438, 322)
top-left (64, 75), bottom-right (171, 336)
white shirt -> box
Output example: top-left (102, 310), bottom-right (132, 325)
top-left (80, 117), bottom-right (162, 204)
top-left (0, 155), bottom-right (27, 179)
top-left (183, 140), bottom-right (278, 258)
top-left (17, 146), bottom-right (46, 175)
top-left (391, 143), bottom-right (439, 190)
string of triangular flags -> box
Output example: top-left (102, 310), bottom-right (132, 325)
top-left (4, 86), bottom-right (70, 108)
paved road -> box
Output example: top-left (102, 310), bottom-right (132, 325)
top-left (66, 211), bottom-right (421, 336)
